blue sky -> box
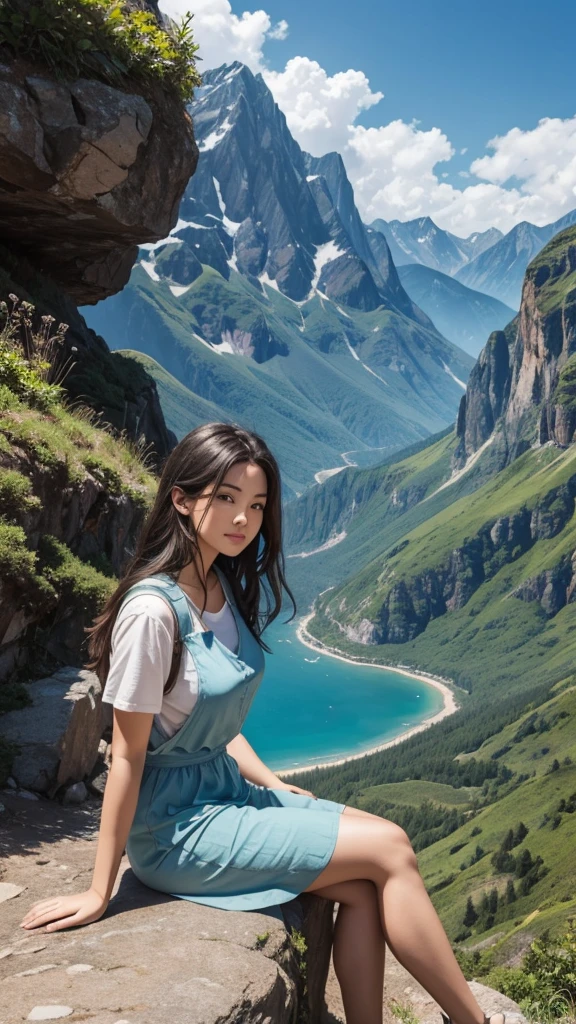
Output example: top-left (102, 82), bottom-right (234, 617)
top-left (252, 0), bottom-right (576, 186)
top-left (161, 0), bottom-right (576, 236)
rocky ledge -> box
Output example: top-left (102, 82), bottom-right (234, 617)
top-left (0, 794), bottom-right (527, 1024)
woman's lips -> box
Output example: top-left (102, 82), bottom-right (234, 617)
top-left (225, 533), bottom-right (246, 541)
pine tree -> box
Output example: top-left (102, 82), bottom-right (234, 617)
top-left (505, 879), bottom-right (516, 904)
top-left (515, 849), bottom-right (534, 878)
top-left (463, 896), bottom-right (478, 927)
top-left (488, 887), bottom-right (499, 914)
top-left (513, 822), bottom-right (528, 846)
top-left (502, 828), bottom-right (515, 851)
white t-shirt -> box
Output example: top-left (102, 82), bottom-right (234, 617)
top-left (102, 580), bottom-right (239, 739)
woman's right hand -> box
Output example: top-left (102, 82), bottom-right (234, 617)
top-left (20, 888), bottom-right (109, 932)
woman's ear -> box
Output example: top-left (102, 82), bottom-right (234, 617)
top-left (171, 485), bottom-right (191, 517)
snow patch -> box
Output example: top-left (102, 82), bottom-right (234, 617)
top-left (212, 176), bottom-right (241, 236)
top-left (306, 174), bottom-right (320, 182)
top-left (199, 117), bottom-right (232, 152)
top-left (310, 241), bottom-right (346, 295)
top-left (140, 260), bottom-right (160, 282)
top-left (169, 284), bottom-right (192, 297)
top-left (139, 236), bottom-right (182, 254)
top-left (173, 218), bottom-right (210, 231)
top-left (345, 338), bottom-right (360, 361)
top-left (336, 305), bottom-right (352, 319)
top-left (442, 361), bottom-right (466, 390)
top-left (258, 271), bottom-right (280, 292)
top-left (373, 326), bottom-right (379, 333)
top-left (362, 362), bottom-right (389, 386)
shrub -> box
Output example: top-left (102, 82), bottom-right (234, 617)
top-left (0, 297), bottom-right (66, 410)
top-left (0, 0), bottom-right (201, 101)
top-left (38, 535), bottom-right (116, 614)
top-left (0, 520), bottom-right (56, 604)
top-left (0, 469), bottom-right (41, 520)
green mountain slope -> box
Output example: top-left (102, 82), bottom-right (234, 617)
top-left (280, 227), bottom-right (576, 967)
top-left (84, 258), bottom-right (472, 496)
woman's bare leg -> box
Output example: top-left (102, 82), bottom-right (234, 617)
top-left (313, 879), bottom-right (386, 1024)
top-left (305, 812), bottom-right (486, 1024)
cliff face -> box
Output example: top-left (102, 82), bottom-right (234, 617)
top-left (455, 225), bottom-right (576, 467)
top-left (0, 63), bottom-right (197, 303)
top-left (323, 474), bottom-right (576, 646)
top-left (0, 24), bottom-right (199, 680)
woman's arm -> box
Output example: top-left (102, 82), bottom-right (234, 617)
top-left (20, 708), bottom-right (153, 932)
top-left (226, 733), bottom-right (316, 797)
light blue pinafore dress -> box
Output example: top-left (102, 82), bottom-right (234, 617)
top-left (123, 566), bottom-right (346, 910)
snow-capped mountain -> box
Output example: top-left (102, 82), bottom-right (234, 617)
top-left (82, 62), bottom-right (474, 496)
top-left (371, 217), bottom-right (503, 275)
top-left (455, 210), bottom-right (576, 307)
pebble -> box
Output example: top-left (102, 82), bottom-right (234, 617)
top-left (27, 1008), bottom-right (74, 1021)
top-left (0, 802), bottom-right (5, 813)
top-left (6, 776), bottom-right (17, 788)
top-left (66, 964), bottom-right (93, 974)
top-left (18, 790), bottom-right (40, 800)
top-left (13, 943), bottom-right (47, 956)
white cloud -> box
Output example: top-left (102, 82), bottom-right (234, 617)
top-left (263, 56), bottom-right (576, 234)
top-left (158, 0), bottom-right (287, 72)
top-left (267, 19), bottom-right (289, 40)
top-left (263, 57), bottom-right (383, 156)
top-left (159, 1), bottom-right (576, 236)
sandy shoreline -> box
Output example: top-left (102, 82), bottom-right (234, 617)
top-left (275, 609), bottom-right (460, 777)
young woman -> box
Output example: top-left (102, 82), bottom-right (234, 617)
top-left (20, 422), bottom-right (505, 1024)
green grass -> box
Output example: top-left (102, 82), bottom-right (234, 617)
top-left (358, 779), bottom-right (480, 809)
top-left (0, 394), bottom-right (156, 499)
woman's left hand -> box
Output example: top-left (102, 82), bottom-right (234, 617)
top-left (274, 781), bottom-right (317, 799)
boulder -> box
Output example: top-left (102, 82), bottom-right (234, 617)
top-left (0, 63), bottom-right (197, 303)
top-left (0, 668), bottom-right (102, 793)
top-left (0, 793), bottom-right (335, 1024)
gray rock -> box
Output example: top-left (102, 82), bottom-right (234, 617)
top-left (87, 758), bottom-right (109, 798)
top-left (0, 668), bottom-right (102, 793)
top-left (1, 856), bottom-right (334, 1024)
top-left (62, 782), bottom-right (88, 806)
top-left (0, 60), bottom-right (197, 302)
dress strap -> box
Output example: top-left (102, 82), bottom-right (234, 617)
top-left (120, 575), bottom-right (198, 639)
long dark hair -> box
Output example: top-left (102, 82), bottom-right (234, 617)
top-left (86, 422), bottom-right (296, 692)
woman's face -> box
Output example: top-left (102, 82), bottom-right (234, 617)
top-left (172, 460), bottom-right (268, 559)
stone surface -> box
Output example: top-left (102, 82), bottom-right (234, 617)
top-left (27, 1008), bottom-right (74, 1021)
top-left (0, 793), bottom-right (334, 1024)
top-left (0, 883), bottom-right (25, 903)
top-left (0, 668), bottom-right (102, 793)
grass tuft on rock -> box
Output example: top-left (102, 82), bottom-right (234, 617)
top-left (0, 0), bottom-right (202, 101)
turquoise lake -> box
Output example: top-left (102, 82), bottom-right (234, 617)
top-left (242, 614), bottom-right (444, 772)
